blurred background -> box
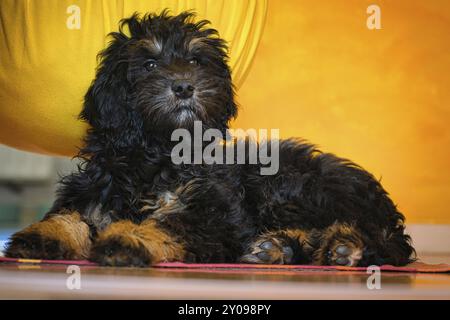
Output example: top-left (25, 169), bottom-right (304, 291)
top-left (0, 146), bottom-right (78, 250)
top-left (0, 0), bottom-right (449, 254)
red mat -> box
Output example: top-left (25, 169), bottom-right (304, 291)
top-left (0, 256), bottom-right (449, 273)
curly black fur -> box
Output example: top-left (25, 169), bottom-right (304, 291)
top-left (6, 11), bottom-right (415, 267)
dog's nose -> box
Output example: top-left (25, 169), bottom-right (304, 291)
top-left (171, 79), bottom-right (195, 99)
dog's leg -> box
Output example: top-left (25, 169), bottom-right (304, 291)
top-left (5, 210), bottom-right (91, 260)
top-left (90, 219), bottom-right (185, 267)
top-left (240, 229), bottom-right (316, 264)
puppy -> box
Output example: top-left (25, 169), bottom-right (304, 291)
top-left (6, 11), bottom-right (415, 267)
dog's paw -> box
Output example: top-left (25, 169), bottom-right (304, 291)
top-left (90, 235), bottom-right (152, 267)
top-left (240, 237), bottom-right (294, 264)
top-left (314, 223), bottom-right (365, 267)
top-left (5, 230), bottom-right (76, 260)
top-left (326, 244), bottom-right (363, 266)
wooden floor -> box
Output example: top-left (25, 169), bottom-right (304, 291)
top-left (0, 254), bottom-right (449, 299)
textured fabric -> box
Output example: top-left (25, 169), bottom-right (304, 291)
top-left (0, 0), bottom-right (267, 156)
top-left (1, 257), bottom-right (449, 273)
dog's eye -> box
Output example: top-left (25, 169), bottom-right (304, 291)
top-left (189, 58), bottom-right (199, 66)
top-left (144, 59), bottom-right (157, 71)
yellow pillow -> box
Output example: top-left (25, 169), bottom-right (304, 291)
top-left (0, 0), bottom-right (266, 156)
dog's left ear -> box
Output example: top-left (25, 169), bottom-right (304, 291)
top-left (80, 32), bottom-right (130, 130)
top-left (220, 74), bottom-right (238, 132)
top-left (216, 42), bottom-right (238, 131)
top-left (223, 94), bottom-right (238, 130)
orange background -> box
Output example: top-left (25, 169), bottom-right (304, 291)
top-left (233, 0), bottom-right (450, 224)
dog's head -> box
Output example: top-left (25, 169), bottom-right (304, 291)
top-left (81, 11), bottom-right (237, 137)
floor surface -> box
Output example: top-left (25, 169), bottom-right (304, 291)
top-left (0, 254), bottom-right (449, 299)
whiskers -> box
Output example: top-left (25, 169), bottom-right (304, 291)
top-left (138, 86), bottom-right (212, 127)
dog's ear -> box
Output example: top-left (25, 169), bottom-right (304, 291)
top-left (226, 83), bottom-right (238, 123)
top-left (209, 37), bottom-right (238, 132)
top-left (219, 75), bottom-right (238, 132)
top-left (220, 96), bottom-right (237, 132)
top-left (80, 30), bottom-right (131, 129)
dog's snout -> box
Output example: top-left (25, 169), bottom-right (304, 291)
top-left (171, 79), bottom-right (194, 99)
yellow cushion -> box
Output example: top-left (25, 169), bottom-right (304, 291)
top-left (0, 0), bottom-right (267, 156)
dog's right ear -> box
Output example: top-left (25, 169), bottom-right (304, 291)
top-left (80, 30), bottom-right (131, 129)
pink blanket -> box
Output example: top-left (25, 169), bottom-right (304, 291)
top-left (1, 256), bottom-right (449, 273)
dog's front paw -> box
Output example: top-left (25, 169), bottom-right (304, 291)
top-left (6, 230), bottom-right (76, 260)
top-left (90, 235), bottom-right (152, 267)
top-left (240, 237), bottom-right (294, 264)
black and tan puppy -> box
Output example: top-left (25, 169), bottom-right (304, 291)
top-left (6, 11), bottom-right (415, 267)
